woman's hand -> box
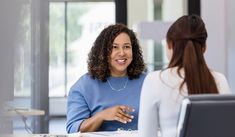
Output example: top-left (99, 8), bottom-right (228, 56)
top-left (96, 105), bottom-right (135, 124)
top-left (79, 105), bottom-right (135, 132)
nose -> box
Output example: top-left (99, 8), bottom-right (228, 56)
top-left (119, 48), bottom-right (125, 56)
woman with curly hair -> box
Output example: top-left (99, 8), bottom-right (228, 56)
top-left (66, 24), bottom-right (146, 133)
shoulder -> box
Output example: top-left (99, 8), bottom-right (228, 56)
top-left (210, 70), bottom-right (231, 93)
top-left (70, 73), bottom-right (98, 93)
top-left (210, 70), bottom-right (228, 85)
top-left (143, 68), bottom-right (183, 91)
top-left (145, 68), bottom-right (177, 79)
top-left (144, 70), bottom-right (171, 84)
top-left (145, 70), bottom-right (161, 80)
top-left (140, 72), bottom-right (147, 77)
top-left (142, 70), bottom-right (161, 89)
top-left (71, 73), bottom-right (91, 87)
top-left (137, 72), bottom-right (147, 80)
top-left (130, 73), bottom-right (147, 83)
top-left (211, 70), bottom-right (226, 80)
top-left (140, 71), bottom-right (162, 102)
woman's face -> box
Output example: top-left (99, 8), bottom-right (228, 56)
top-left (109, 32), bottom-right (133, 77)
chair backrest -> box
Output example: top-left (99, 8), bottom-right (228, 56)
top-left (177, 94), bottom-right (235, 137)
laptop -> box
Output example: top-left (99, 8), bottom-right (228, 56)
top-left (177, 94), bottom-right (235, 137)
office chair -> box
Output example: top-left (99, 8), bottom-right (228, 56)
top-left (177, 94), bottom-right (235, 137)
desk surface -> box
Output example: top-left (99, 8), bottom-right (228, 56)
top-left (3, 130), bottom-right (138, 137)
top-left (79, 130), bottom-right (137, 137)
top-left (4, 109), bottom-right (45, 117)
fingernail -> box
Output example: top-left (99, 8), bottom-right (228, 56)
top-left (124, 121), bottom-right (127, 124)
top-left (128, 119), bottom-right (132, 122)
top-left (132, 109), bottom-right (135, 112)
top-left (131, 115), bottom-right (134, 119)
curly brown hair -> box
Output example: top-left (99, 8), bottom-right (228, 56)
top-left (88, 23), bottom-right (145, 82)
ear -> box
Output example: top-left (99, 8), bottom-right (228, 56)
top-left (202, 44), bottom-right (207, 53)
top-left (166, 40), bottom-right (173, 61)
top-left (167, 40), bottom-right (173, 50)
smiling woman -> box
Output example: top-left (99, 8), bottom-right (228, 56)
top-left (66, 24), bottom-right (146, 133)
top-left (109, 32), bottom-right (133, 77)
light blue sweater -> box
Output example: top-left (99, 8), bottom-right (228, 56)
top-left (66, 73), bottom-right (146, 133)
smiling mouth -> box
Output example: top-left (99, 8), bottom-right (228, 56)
top-left (116, 59), bottom-right (127, 64)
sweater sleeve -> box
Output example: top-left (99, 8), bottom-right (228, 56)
top-left (66, 85), bottom-right (90, 133)
top-left (138, 72), bottom-right (161, 137)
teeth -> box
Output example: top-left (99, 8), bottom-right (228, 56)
top-left (117, 59), bottom-right (125, 63)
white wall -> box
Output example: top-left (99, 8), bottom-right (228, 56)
top-left (201, 0), bottom-right (235, 91)
top-left (226, 0), bottom-right (235, 91)
top-left (201, 0), bottom-right (227, 74)
top-left (0, 0), bottom-right (17, 103)
top-left (0, 0), bottom-right (21, 133)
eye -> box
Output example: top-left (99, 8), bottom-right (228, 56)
top-left (124, 45), bottom-right (131, 49)
top-left (112, 45), bottom-right (118, 49)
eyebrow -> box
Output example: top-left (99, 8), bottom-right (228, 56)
top-left (112, 43), bottom-right (131, 45)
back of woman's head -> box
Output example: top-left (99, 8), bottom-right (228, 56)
top-left (88, 23), bottom-right (145, 82)
top-left (166, 14), bottom-right (218, 94)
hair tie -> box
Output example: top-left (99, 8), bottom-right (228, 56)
top-left (174, 36), bottom-right (194, 41)
top-left (184, 36), bottom-right (194, 41)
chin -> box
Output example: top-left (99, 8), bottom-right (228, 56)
top-left (116, 67), bottom-right (128, 72)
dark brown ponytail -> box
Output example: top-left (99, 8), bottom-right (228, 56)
top-left (166, 15), bottom-right (218, 94)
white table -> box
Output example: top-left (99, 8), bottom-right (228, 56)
top-left (1, 108), bottom-right (45, 134)
top-left (4, 109), bottom-right (45, 117)
top-left (2, 130), bottom-right (138, 137)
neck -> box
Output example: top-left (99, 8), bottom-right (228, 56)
top-left (111, 72), bottom-right (127, 77)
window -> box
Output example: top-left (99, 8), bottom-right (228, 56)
top-left (49, 1), bottom-right (115, 97)
top-left (143, 0), bottom-right (187, 72)
top-left (14, 1), bottom-right (31, 98)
